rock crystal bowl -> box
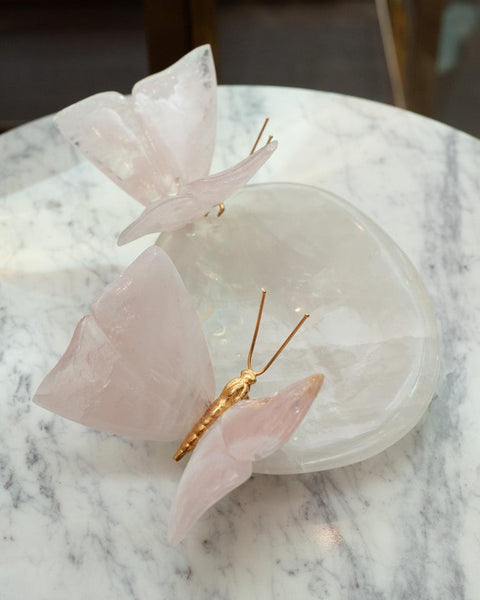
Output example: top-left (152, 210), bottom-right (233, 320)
top-left (158, 182), bottom-right (440, 474)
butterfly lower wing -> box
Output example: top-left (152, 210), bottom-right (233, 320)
top-left (133, 44), bottom-right (217, 185)
top-left (168, 425), bottom-right (252, 547)
top-left (117, 141), bottom-right (278, 245)
top-left (33, 247), bottom-right (215, 441)
top-left (168, 374), bottom-right (323, 545)
top-left (33, 315), bottom-right (171, 438)
top-left (54, 92), bottom-right (176, 205)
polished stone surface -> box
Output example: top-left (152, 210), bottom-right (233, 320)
top-left (118, 141), bottom-right (277, 240)
top-left (33, 246), bottom-right (215, 442)
top-left (1, 86), bottom-right (479, 599)
top-left (55, 45), bottom-right (218, 206)
top-left (169, 374), bottom-right (323, 546)
top-left (159, 183), bottom-right (439, 474)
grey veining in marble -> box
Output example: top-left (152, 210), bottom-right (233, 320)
top-left (0, 86), bottom-right (479, 599)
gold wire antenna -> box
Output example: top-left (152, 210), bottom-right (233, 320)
top-left (250, 117), bottom-right (270, 155)
top-left (248, 289), bottom-right (309, 375)
top-left (173, 289), bottom-right (309, 461)
top-left (214, 119), bottom-right (272, 219)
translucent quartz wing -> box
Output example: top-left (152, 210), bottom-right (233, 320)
top-left (54, 45), bottom-right (217, 205)
top-left (117, 141), bottom-right (278, 244)
top-left (168, 374), bottom-right (323, 545)
top-left (54, 92), bottom-right (175, 205)
top-left (33, 246), bottom-right (215, 441)
top-left (133, 44), bottom-right (217, 186)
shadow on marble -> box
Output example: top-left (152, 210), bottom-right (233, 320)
top-left (0, 117), bottom-right (84, 196)
top-left (3, 266), bottom-right (123, 301)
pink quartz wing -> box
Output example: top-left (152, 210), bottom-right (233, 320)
top-left (168, 374), bottom-right (324, 546)
top-left (133, 44), bottom-right (217, 186)
top-left (33, 246), bottom-right (216, 441)
top-left (117, 141), bottom-right (278, 244)
top-left (54, 45), bottom-right (217, 205)
top-left (54, 92), bottom-right (172, 204)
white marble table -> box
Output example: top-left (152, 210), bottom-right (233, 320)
top-left (1, 85), bottom-right (479, 599)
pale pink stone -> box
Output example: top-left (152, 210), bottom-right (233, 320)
top-left (33, 246), bottom-right (215, 441)
top-left (132, 47), bottom-right (217, 186)
top-left (54, 92), bottom-right (175, 205)
top-left (54, 45), bottom-right (277, 240)
top-left (168, 374), bottom-right (324, 546)
top-left (117, 141), bottom-right (278, 242)
top-left (54, 45), bottom-right (217, 205)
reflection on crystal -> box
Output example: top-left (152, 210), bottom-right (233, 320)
top-left (158, 183), bottom-right (439, 474)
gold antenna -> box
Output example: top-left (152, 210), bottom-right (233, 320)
top-left (247, 289), bottom-right (267, 369)
top-left (250, 118), bottom-right (269, 155)
top-left (173, 289), bottom-right (311, 462)
top-left (214, 120), bottom-right (271, 219)
top-left (247, 289), bottom-right (309, 376)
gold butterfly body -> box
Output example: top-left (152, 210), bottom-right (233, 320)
top-left (173, 369), bottom-right (257, 461)
top-left (173, 290), bottom-right (309, 461)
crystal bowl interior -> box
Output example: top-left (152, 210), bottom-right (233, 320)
top-left (158, 182), bottom-right (439, 474)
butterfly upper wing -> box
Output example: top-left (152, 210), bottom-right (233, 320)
top-left (54, 45), bottom-right (217, 205)
top-left (168, 374), bottom-right (323, 546)
top-left (117, 141), bottom-right (278, 244)
top-left (133, 44), bottom-right (217, 186)
top-left (33, 246), bottom-right (216, 441)
top-left (54, 92), bottom-right (175, 205)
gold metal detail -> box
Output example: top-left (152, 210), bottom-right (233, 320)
top-left (173, 290), bottom-right (309, 461)
top-left (250, 118), bottom-right (269, 155)
top-left (212, 118), bottom-right (272, 220)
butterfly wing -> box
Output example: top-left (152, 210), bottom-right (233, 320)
top-left (168, 374), bottom-right (323, 546)
top-left (54, 46), bottom-right (217, 205)
top-left (117, 141), bottom-right (278, 244)
top-left (54, 92), bottom-right (175, 205)
top-left (33, 246), bottom-right (215, 441)
top-left (133, 44), bottom-right (217, 185)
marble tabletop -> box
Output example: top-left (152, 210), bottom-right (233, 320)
top-left (1, 85), bottom-right (479, 599)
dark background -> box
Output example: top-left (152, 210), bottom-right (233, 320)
top-left (1, 0), bottom-right (479, 136)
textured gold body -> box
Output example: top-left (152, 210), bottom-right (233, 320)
top-left (173, 369), bottom-right (256, 461)
top-left (173, 288), bottom-right (309, 462)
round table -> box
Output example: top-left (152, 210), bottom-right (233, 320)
top-left (1, 86), bottom-right (479, 599)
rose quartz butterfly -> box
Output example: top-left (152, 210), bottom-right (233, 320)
top-left (33, 246), bottom-right (323, 545)
top-left (54, 45), bottom-right (277, 245)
